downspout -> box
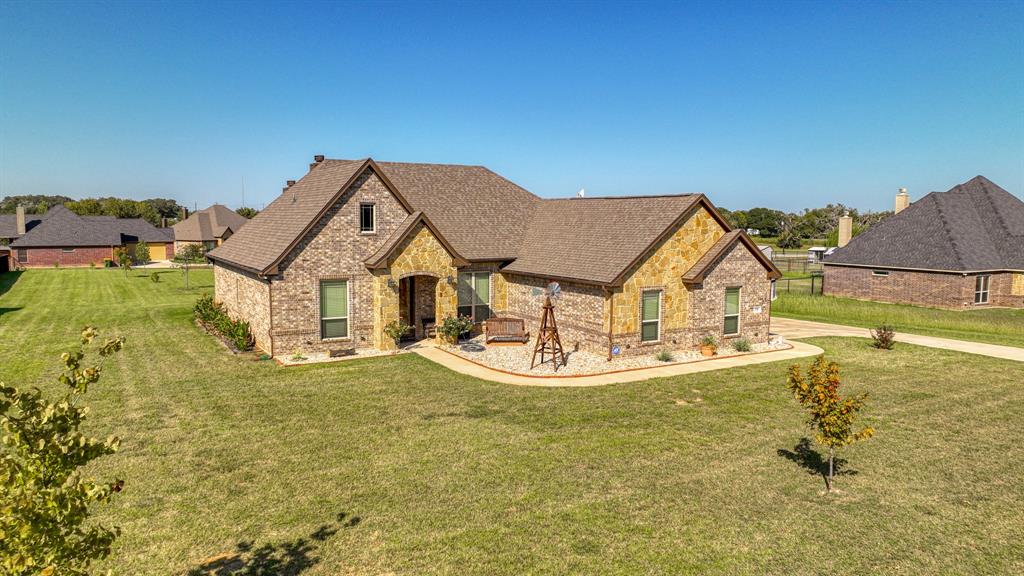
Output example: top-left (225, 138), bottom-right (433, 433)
top-left (604, 286), bottom-right (614, 362)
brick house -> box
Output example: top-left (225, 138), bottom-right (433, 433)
top-left (206, 156), bottom-right (781, 359)
top-left (172, 204), bottom-right (249, 253)
top-left (5, 205), bottom-right (174, 268)
top-left (824, 176), bottom-right (1024, 309)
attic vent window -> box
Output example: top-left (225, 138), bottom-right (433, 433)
top-left (872, 270), bottom-right (889, 277)
top-left (360, 204), bottom-right (376, 233)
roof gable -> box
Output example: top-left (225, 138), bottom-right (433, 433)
top-left (363, 211), bottom-right (469, 269)
top-left (682, 229), bottom-right (782, 284)
top-left (173, 204), bottom-right (250, 242)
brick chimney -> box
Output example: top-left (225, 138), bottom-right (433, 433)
top-left (895, 188), bottom-right (910, 214)
top-left (16, 204), bottom-right (26, 236)
top-left (838, 213), bottom-right (853, 247)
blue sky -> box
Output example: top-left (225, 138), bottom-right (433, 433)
top-left (1, 1), bottom-right (1021, 212)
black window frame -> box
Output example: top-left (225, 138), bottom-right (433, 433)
top-left (359, 203), bottom-right (376, 233)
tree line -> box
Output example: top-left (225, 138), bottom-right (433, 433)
top-left (0, 195), bottom-right (258, 227)
top-left (718, 204), bottom-right (892, 248)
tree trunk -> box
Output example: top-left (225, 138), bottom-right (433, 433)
top-left (827, 447), bottom-right (834, 492)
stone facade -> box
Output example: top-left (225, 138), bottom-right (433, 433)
top-left (823, 265), bottom-right (1024, 309)
top-left (609, 207), bottom-right (725, 355)
top-left (214, 262), bottom-right (272, 354)
top-left (372, 222), bottom-right (460, 350)
top-left (684, 245), bottom-right (772, 346)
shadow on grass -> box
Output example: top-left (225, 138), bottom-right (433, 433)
top-left (777, 438), bottom-right (857, 488)
top-left (0, 270), bottom-right (23, 299)
top-left (186, 512), bottom-right (361, 576)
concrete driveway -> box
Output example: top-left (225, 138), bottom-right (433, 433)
top-left (770, 317), bottom-right (1024, 362)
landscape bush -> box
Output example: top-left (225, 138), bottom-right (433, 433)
top-left (438, 315), bottom-right (474, 344)
top-left (732, 337), bottom-right (752, 352)
top-left (655, 349), bottom-right (673, 362)
top-left (193, 293), bottom-right (253, 352)
top-left (870, 324), bottom-right (896, 350)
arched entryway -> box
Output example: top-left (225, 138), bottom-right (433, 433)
top-left (397, 273), bottom-right (440, 341)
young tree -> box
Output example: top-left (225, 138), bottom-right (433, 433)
top-left (0, 327), bottom-right (126, 574)
top-left (114, 247), bottom-right (132, 278)
top-left (786, 356), bottom-right (875, 492)
top-left (235, 207), bottom-right (259, 219)
top-left (178, 243), bottom-right (204, 289)
top-left (134, 240), bottom-right (150, 265)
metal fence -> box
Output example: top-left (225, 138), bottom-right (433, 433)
top-left (775, 273), bottom-right (823, 296)
top-left (771, 259), bottom-right (824, 275)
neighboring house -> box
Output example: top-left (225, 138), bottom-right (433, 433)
top-left (172, 204), bottom-right (249, 253)
top-left (6, 205), bottom-right (174, 268)
top-left (207, 156), bottom-right (781, 358)
top-left (824, 176), bottom-right (1024, 309)
top-left (0, 205), bottom-right (49, 244)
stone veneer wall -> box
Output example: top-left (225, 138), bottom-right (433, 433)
top-left (609, 207), bottom-right (725, 354)
top-left (373, 222), bottom-right (459, 349)
top-left (823, 266), bottom-right (1024, 309)
top-left (214, 262), bottom-right (272, 354)
top-left (503, 273), bottom-right (607, 353)
top-left (685, 245), bottom-right (772, 346)
top-left (268, 169), bottom-right (411, 355)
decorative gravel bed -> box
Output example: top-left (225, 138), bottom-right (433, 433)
top-left (278, 347), bottom-right (397, 366)
top-left (444, 335), bottom-right (789, 377)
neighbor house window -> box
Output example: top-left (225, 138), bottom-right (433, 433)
top-left (640, 290), bottom-right (661, 343)
top-left (62, 248), bottom-right (75, 253)
top-left (724, 287), bottom-right (741, 335)
top-left (770, 280), bottom-right (777, 301)
top-left (457, 272), bottom-right (491, 322)
top-left (16, 248), bottom-right (27, 263)
top-left (872, 270), bottom-right (889, 277)
top-left (320, 280), bottom-right (349, 339)
top-left (360, 203), bottom-right (376, 233)
top-left (974, 275), bottom-right (990, 304)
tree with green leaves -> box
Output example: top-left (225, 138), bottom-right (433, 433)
top-left (0, 327), bottom-right (126, 574)
top-left (235, 207), bottom-right (259, 219)
top-left (178, 243), bottom-right (204, 289)
top-left (134, 240), bottom-right (150, 265)
top-left (113, 247), bottom-right (132, 278)
top-left (786, 356), bottom-right (875, 492)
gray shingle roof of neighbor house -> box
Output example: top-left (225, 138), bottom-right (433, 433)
top-left (826, 176), bottom-right (1024, 272)
top-left (206, 157), bottom-right (780, 285)
top-left (8, 205), bottom-right (173, 247)
top-left (172, 204), bottom-right (250, 242)
top-left (0, 211), bottom-right (48, 240)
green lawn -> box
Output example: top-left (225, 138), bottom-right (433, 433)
top-left (1, 269), bottom-right (1023, 575)
top-left (773, 292), bottom-right (1024, 348)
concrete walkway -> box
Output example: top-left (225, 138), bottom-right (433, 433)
top-left (411, 341), bottom-right (824, 387)
top-left (771, 317), bottom-right (1024, 362)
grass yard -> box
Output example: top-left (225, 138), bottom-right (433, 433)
top-left (773, 292), bottom-right (1024, 348)
top-left (1, 269), bottom-right (1022, 575)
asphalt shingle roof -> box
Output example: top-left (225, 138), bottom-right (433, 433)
top-left (9, 206), bottom-right (172, 247)
top-left (826, 176), bottom-right (1024, 272)
top-left (172, 204), bottom-right (249, 242)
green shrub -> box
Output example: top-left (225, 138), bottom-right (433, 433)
top-left (438, 315), bottom-right (474, 344)
top-left (192, 293), bottom-right (253, 351)
top-left (655, 349), bottom-right (673, 362)
top-left (732, 337), bottom-right (752, 352)
top-left (699, 334), bottom-right (718, 347)
top-left (384, 319), bottom-right (413, 351)
top-left (150, 272), bottom-right (160, 283)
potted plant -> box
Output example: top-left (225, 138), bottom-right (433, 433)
top-left (438, 315), bottom-right (474, 346)
top-left (384, 319), bottom-right (413, 353)
top-left (699, 334), bottom-right (718, 357)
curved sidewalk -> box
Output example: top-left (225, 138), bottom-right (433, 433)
top-left (771, 317), bottom-right (1024, 362)
top-left (412, 341), bottom-right (824, 387)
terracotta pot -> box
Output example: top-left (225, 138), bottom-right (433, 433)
top-left (700, 345), bottom-right (716, 357)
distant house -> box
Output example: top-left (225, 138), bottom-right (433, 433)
top-left (824, 176), bottom-right (1024, 309)
top-left (5, 205), bottom-right (174, 268)
top-left (172, 204), bottom-right (249, 253)
top-left (206, 156), bottom-right (781, 359)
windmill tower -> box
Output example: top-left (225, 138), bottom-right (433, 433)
top-left (531, 282), bottom-right (567, 370)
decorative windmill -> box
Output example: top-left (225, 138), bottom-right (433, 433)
top-left (530, 282), bottom-right (567, 370)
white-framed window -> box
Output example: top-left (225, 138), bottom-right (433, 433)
top-left (974, 274), bottom-right (990, 304)
top-left (319, 279), bottom-right (349, 339)
top-left (457, 272), bottom-right (491, 322)
top-left (359, 203), bottom-right (376, 233)
top-left (724, 287), bottom-right (741, 336)
top-left (872, 270), bottom-right (889, 277)
top-left (62, 248), bottom-right (75, 253)
top-left (770, 280), bottom-right (777, 301)
top-left (640, 289), bottom-right (661, 343)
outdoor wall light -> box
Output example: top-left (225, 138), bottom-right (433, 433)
top-left (387, 278), bottom-right (397, 289)
top-left (446, 275), bottom-right (455, 285)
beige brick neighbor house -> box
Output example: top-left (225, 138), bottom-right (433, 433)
top-left (824, 176), bottom-right (1024, 309)
top-left (206, 156), bottom-right (781, 359)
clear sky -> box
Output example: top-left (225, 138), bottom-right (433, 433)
top-left (1, 1), bottom-right (1021, 213)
